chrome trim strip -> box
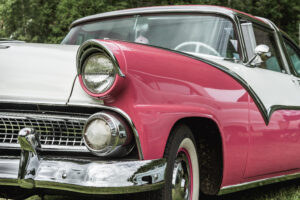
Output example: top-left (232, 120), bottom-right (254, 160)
top-left (70, 6), bottom-right (234, 28)
top-left (0, 112), bottom-right (87, 121)
top-left (67, 75), bottom-right (78, 105)
top-left (67, 103), bottom-right (144, 160)
top-left (0, 143), bottom-right (88, 152)
top-left (0, 99), bottom-right (66, 106)
top-left (218, 171), bottom-right (300, 195)
top-left (0, 156), bottom-right (166, 194)
top-left (234, 14), bottom-right (248, 62)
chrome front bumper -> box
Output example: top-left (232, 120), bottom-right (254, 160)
top-left (0, 156), bottom-right (166, 194)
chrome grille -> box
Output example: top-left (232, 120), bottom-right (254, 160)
top-left (0, 113), bottom-right (87, 151)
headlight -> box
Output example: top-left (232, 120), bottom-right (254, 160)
top-left (82, 53), bottom-right (116, 94)
top-left (77, 40), bottom-right (126, 99)
top-left (83, 112), bottom-right (134, 157)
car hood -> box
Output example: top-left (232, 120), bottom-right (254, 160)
top-left (0, 43), bottom-right (79, 105)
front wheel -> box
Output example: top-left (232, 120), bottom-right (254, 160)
top-left (168, 125), bottom-right (199, 200)
top-left (172, 139), bottom-right (199, 199)
top-left (136, 124), bottom-right (199, 200)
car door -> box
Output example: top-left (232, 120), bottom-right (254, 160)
top-left (239, 20), bottom-right (300, 178)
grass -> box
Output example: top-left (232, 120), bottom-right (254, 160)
top-left (213, 179), bottom-right (300, 200)
top-left (1, 179), bottom-right (300, 200)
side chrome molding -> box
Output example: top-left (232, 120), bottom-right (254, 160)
top-left (218, 171), bottom-right (300, 195)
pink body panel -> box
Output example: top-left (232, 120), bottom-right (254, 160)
top-left (245, 99), bottom-right (300, 177)
top-left (98, 40), bottom-right (300, 187)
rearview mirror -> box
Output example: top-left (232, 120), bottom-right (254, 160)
top-left (246, 44), bottom-right (271, 67)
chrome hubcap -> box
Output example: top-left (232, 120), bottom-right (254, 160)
top-left (172, 150), bottom-right (191, 200)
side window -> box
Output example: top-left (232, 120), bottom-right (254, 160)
top-left (252, 25), bottom-right (285, 73)
top-left (283, 38), bottom-right (300, 75)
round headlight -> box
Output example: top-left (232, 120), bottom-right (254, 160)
top-left (83, 112), bottom-right (134, 157)
top-left (82, 53), bottom-right (116, 94)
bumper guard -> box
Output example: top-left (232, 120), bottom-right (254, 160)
top-left (0, 156), bottom-right (166, 194)
top-left (0, 127), bottom-right (166, 195)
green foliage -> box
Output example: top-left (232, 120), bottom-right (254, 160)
top-left (48, 0), bottom-right (131, 43)
top-left (0, 0), bottom-right (299, 44)
top-left (0, 0), bottom-right (59, 42)
top-left (250, 0), bottom-right (300, 43)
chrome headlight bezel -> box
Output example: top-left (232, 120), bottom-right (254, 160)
top-left (77, 39), bottom-right (125, 98)
top-left (83, 112), bottom-right (134, 157)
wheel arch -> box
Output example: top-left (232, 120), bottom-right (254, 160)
top-left (168, 117), bottom-right (224, 195)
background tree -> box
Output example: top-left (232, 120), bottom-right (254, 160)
top-left (48, 0), bottom-right (130, 43)
top-left (0, 0), bottom-right (299, 44)
top-left (0, 0), bottom-right (59, 42)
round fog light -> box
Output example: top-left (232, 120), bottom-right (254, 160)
top-left (83, 112), bottom-right (134, 157)
top-left (84, 119), bottom-right (112, 150)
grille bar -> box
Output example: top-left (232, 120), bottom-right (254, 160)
top-left (0, 113), bottom-right (87, 151)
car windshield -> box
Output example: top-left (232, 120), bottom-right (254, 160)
top-left (62, 15), bottom-right (240, 60)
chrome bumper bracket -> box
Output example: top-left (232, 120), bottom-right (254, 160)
top-left (18, 127), bottom-right (42, 189)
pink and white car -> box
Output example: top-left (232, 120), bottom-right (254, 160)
top-left (0, 5), bottom-right (300, 200)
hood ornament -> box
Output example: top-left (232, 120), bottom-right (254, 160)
top-left (17, 128), bottom-right (41, 189)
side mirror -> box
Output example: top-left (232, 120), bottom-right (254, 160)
top-left (246, 44), bottom-right (271, 67)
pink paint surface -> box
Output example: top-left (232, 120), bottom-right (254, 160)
top-left (90, 39), bottom-right (300, 188)
top-left (244, 99), bottom-right (300, 177)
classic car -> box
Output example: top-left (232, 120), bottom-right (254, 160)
top-left (0, 5), bottom-right (300, 200)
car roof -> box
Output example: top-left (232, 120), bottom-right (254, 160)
top-left (70, 5), bottom-right (262, 28)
